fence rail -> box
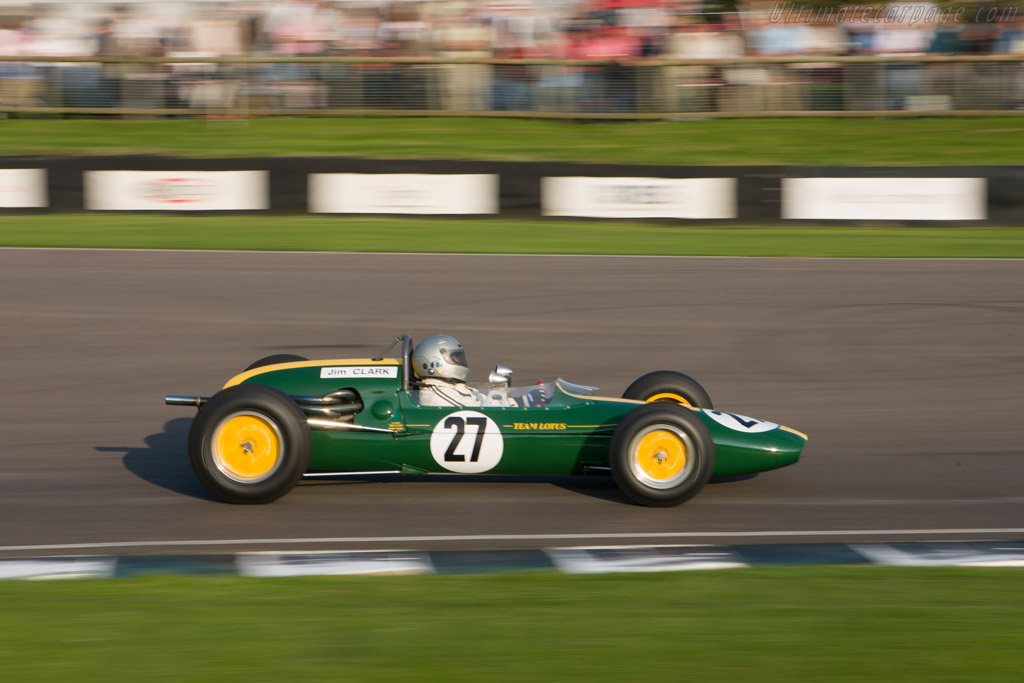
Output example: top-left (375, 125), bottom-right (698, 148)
top-left (2, 56), bottom-right (1023, 119)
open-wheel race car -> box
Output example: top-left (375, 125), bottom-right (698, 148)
top-left (166, 334), bottom-right (806, 507)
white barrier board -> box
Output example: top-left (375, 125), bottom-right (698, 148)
top-left (782, 177), bottom-right (986, 221)
top-left (309, 173), bottom-right (498, 214)
top-left (0, 168), bottom-right (47, 208)
top-left (542, 177), bottom-right (736, 219)
top-left (236, 551), bottom-right (434, 577)
top-left (85, 171), bottom-right (268, 211)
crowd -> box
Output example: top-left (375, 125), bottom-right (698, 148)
top-left (0, 0), bottom-right (1022, 113)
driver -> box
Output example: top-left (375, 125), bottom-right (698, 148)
top-left (411, 334), bottom-right (490, 407)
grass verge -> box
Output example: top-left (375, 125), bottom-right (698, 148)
top-left (1, 117), bottom-right (1023, 165)
top-left (0, 568), bottom-right (1022, 681)
top-left (2, 214), bottom-right (1024, 258)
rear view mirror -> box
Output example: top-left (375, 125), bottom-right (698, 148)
top-left (490, 365), bottom-right (512, 387)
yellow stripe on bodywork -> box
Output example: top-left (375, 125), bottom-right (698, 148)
top-left (779, 425), bottom-right (809, 441)
top-left (224, 358), bottom-right (400, 389)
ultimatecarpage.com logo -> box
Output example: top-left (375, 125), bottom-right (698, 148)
top-left (768, 2), bottom-right (1018, 26)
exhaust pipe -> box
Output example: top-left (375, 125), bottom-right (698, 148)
top-left (165, 395), bottom-right (208, 407)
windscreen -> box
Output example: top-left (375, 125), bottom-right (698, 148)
top-left (462, 378), bottom-right (594, 408)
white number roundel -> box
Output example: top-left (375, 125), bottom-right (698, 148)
top-left (429, 411), bottom-right (504, 474)
top-left (703, 409), bottom-right (778, 433)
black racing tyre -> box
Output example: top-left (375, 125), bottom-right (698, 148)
top-left (609, 403), bottom-right (715, 507)
top-left (622, 370), bottom-right (713, 409)
top-left (244, 354), bottom-right (307, 372)
top-left (188, 384), bottom-right (311, 504)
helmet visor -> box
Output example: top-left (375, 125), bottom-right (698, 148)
top-left (444, 348), bottom-right (468, 368)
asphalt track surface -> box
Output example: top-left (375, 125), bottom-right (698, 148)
top-left (1, 249), bottom-right (1022, 558)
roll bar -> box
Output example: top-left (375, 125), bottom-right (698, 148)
top-left (401, 334), bottom-right (412, 392)
top-left (373, 333), bottom-right (414, 392)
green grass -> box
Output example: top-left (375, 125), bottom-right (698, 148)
top-left (0, 568), bottom-right (1022, 681)
top-left (2, 117), bottom-right (1023, 165)
top-left (2, 214), bottom-right (1024, 257)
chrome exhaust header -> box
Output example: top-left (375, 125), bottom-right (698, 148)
top-left (165, 394), bottom-right (209, 407)
top-left (166, 389), bottom-right (364, 424)
top-left (293, 390), bottom-right (362, 419)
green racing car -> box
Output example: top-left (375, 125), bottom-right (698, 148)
top-left (166, 334), bottom-right (806, 507)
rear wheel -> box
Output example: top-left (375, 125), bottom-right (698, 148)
top-left (622, 370), bottom-right (713, 409)
top-left (245, 354), bottom-right (307, 372)
top-left (189, 385), bottom-right (311, 504)
top-left (609, 404), bottom-right (714, 507)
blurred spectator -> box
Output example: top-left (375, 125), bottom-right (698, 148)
top-left (873, 4), bottom-right (934, 109)
top-left (492, 45), bottom-right (535, 110)
top-left (573, 24), bottom-right (641, 111)
top-left (666, 21), bottom-right (743, 111)
top-left (4, 0), bottom-right (1023, 62)
top-left (434, 3), bottom-right (492, 110)
top-left (0, 0), bottom-right (1022, 115)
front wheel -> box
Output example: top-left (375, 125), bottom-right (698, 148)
top-left (609, 404), bottom-right (715, 507)
top-left (188, 385), bottom-right (311, 504)
top-left (622, 370), bottom-right (713, 409)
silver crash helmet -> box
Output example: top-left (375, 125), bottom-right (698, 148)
top-left (412, 334), bottom-right (469, 382)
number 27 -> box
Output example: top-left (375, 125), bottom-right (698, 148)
top-left (443, 416), bottom-right (488, 462)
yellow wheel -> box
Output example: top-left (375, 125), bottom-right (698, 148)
top-left (211, 412), bottom-right (283, 483)
top-left (629, 425), bottom-right (693, 489)
top-left (646, 392), bottom-right (692, 407)
top-left (189, 385), bottom-right (311, 504)
top-left (622, 371), bottom-right (712, 409)
top-left (610, 404), bottom-right (714, 507)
